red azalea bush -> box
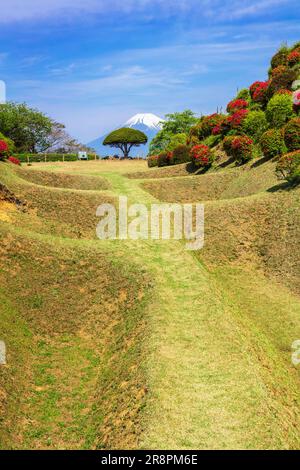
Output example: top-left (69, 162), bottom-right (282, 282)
top-left (276, 151), bottom-right (300, 184)
top-left (231, 136), bottom-right (254, 163)
top-left (250, 81), bottom-right (265, 97)
top-left (157, 152), bottom-right (169, 167)
top-left (287, 50), bottom-right (300, 66)
top-left (172, 144), bottom-right (191, 165)
top-left (198, 113), bottom-right (226, 138)
top-left (8, 156), bottom-right (21, 166)
top-left (276, 88), bottom-right (293, 95)
top-left (167, 151), bottom-right (174, 165)
top-left (250, 81), bottom-right (269, 103)
top-left (148, 155), bottom-right (159, 168)
top-left (191, 144), bottom-right (214, 168)
top-left (260, 129), bottom-right (286, 159)
top-left (271, 65), bottom-right (288, 77)
top-left (284, 117), bottom-right (300, 151)
top-left (212, 125), bottom-right (222, 135)
top-left (227, 109), bottom-right (249, 129)
top-left (157, 151), bottom-right (174, 167)
top-left (227, 99), bottom-right (248, 114)
top-left (222, 135), bottom-right (236, 157)
top-left (0, 140), bottom-right (9, 160)
top-left (268, 68), bottom-right (298, 97)
top-left (271, 49), bottom-right (288, 69)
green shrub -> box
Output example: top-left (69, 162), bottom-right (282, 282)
top-left (172, 144), bottom-right (191, 165)
top-left (147, 155), bottom-right (159, 168)
top-left (202, 134), bottom-right (222, 148)
top-left (266, 94), bottom-right (294, 128)
top-left (271, 47), bottom-right (288, 69)
top-left (222, 135), bottom-right (236, 157)
top-left (250, 102), bottom-right (264, 111)
top-left (276, 151), bottom-right (300, 184)
top-left (158, 151), bottom-right (170, 167)
top-left (231, 136), bottom-right (254, 164)
top-left (260, 129), bottom-right (286, 159)
top-left (0, 132), bottom-right (15, 155)
top-left (242, 111), bottom-right (268, 141)
top-left (198, 114), bottom-right (225, 139)
top-left (284, 117), bottom-right (300, 151)
top-left (187, 134), bottom-right (200, 147)
top-left (189, 123), bottom-right (202, 139)
top-left (166, 133), bottom-right (187, 152)
top-left (268, 68), bottom-right (298, 96)
top-left (236, 88), bottom-right (251, 101)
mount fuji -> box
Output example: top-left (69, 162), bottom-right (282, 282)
top-left (88, 113), bottom-right (164, 158)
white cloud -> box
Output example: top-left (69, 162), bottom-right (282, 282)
top-left (0, 0), bottom-right (294, 23)
top-left (218, 0), bottom-right (291, 19)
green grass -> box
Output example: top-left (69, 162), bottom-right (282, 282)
top-left (1, 159), bottom-right (300, 449)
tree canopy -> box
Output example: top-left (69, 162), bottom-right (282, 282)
top-left (149, 110), bottom-right (197, 155)
top-left (0, 101), bottom-right (90, 154)
top-left (103, 127), bottom-right (148, 158)
top-left (0, 102), bottom-right (53, 153)
top-left (162, 110), bottom-right (198, 134)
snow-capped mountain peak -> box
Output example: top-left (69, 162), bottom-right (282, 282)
top-left (88, 112), bottom-right (165, 158)
top-left (124, 113), bottom-right (164, 130)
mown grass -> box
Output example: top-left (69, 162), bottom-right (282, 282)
top-left (1, 158), bottom-right (300, 449)
top-left (141, 158), bottom-right (280, 203)
top-left (14, 166), bottom-right (111, 191)
top-left (0, 165), bottom-right (152, 449)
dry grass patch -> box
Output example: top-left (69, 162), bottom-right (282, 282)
top-left (201, 188), bottom-right (300, 295)
top-left (0, 227), bottom-right (151, 449)
top-left (142, 159), bottom-right (279, 203)
top-left (15, 167), bottom-right (111, 191)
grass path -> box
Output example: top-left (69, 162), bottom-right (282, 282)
top-left (100, 170), bottom-right (300, 449)
top-left (2, 162), bottom-right (300, 449)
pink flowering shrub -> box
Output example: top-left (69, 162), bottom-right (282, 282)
top-left (293, 90), bottom-right (300, 109)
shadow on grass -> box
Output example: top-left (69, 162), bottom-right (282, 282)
top-left (185, 162), bottom-right (212, 175)
top-left (251, 155), bottom-right (273, 169)
top-left (217, 156), bottom-right (235, 169)
top-left (267, 181), bottom-right (299, 193)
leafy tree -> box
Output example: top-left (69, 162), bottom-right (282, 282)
top-left (149, 130), bottom-right (173, 155)
top-left (162, 110), bottom-right (198, 134)
top-left (0, 102), bottom-right (90, 154)
top-left (103, 127), bottom-right (147, 158)
top-left (0, 102), bottom-right (54, 153)
top-left (149, 110), bottom-right (197, 155)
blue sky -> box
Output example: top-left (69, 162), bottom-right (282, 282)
top-left (0, 0), bottom-right (299, 143)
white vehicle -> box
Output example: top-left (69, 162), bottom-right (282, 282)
top-left (78, 151), bottom-right (88, 161)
